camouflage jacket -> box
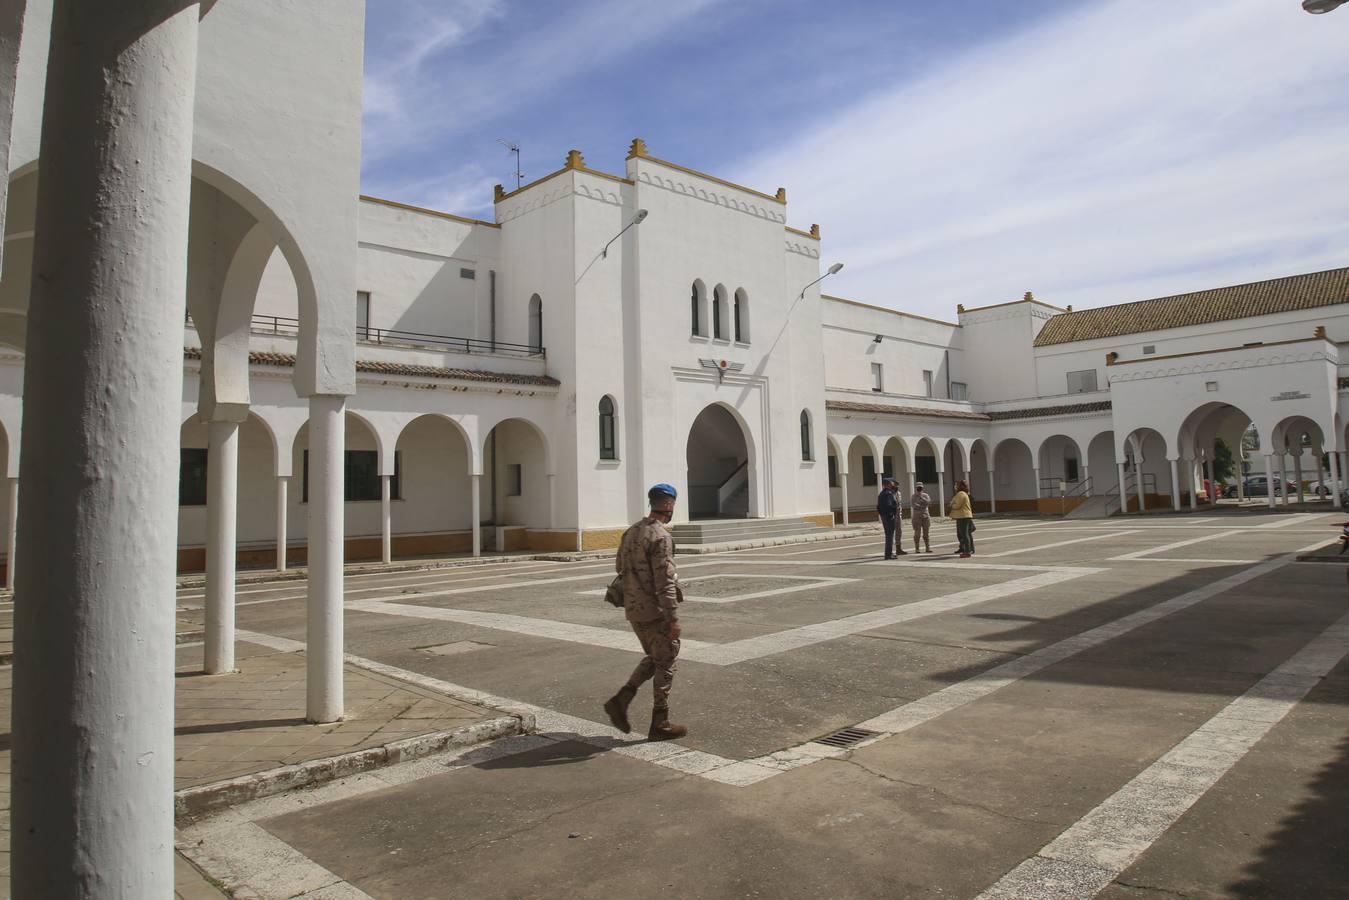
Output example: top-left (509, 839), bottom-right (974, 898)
top-left (911, 489), bottom-right (932, 519)
top-left (616, 517), bottom-right (681, 623)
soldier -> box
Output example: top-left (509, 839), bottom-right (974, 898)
top-left (877, 476), bottom-right (906, 559)
top-left (603, 483), bottom-right (688, 741)
top-left (911, 481), bottom-right (933, 553)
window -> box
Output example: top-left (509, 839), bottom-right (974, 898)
top-left (356, 291), bottom-right (371, 340)
top-left (871, 363), bottom-right (884, 392)
top-left (922, 370), bottom-right (934, 398)
top-left (599, 396), bottom-right (617, 460)
top-left (1065, 457), bottom-right (1080, 482)
top-left (862, 455), bottom-right (877, 487)
top-left (915, 457), bottom-right (938, 483)
top-left (528, 293), bottom-right (542, 350)
top-left (507, 463), bottom-right (523, 497)
top-left (950, 382), bottom-right (968, 402)
top-left (1142, 345), bottom-right (1155, 354)
top-left (489, 271), bottom-right (497, 350)
top-left (691, 283), bottom-right (701, 336)
top-left (302, 450), bottom-right (401, 502)
top-left (1205, 381), bottom-right (1218, 392)
top-left (712, 285), bottom-right (725, 340)
top-left (734, 288), bottom-right (748, 343)
top-left (1067, 369), bottom-right (1098, 393)
top-left (800, 410), bottom-right (812, 461)
top-left (828, 456), bottom-right (838, 488)
top-left (459, 268), bottom-right (476, 280)
top-left (883, 456), bottom-right (894, 480)
top-left (179, 448), bottom-right (208, 506)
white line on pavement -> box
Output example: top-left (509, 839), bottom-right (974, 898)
top-left (981, 532), bottom-right (1133, 558)
top-left (977, 605), bottom-right (1349, 900)
top-left (1115, 557), bottom-right (1260, 565)
top-left (578, 574), bottom-right (859, 604)
top-left (177, 819), bottom-right (374, 900)
top-left (1108, 530), bottom-right (1242, 561)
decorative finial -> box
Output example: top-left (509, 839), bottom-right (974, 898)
top-left (775, 187), bottom-right (787, 203)
top-left (1066, 305), bottom-right (1073, 312)
top-left (494, 184), bottom-right (505, 202)
top-left (1315, 324), bottom-right (1328, 339)
top-left (809, 224), bottom-right (820, 239)
top-left (1024, 291), bottom-right (1034, 302)
top-left (1106, 351), bottom-right (1119, 366)
top-left (627, 138), bottom-right (648, 159)
top-left (957, 304), bottom-right (966, 313)
top-left (565, 149), bottom-right (585, 170)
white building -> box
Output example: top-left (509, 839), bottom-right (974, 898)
top-left (2, 1), bottom-right (1346, 891)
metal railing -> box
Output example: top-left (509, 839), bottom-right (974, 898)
top-left (200, 313), bottom-right (546, 358)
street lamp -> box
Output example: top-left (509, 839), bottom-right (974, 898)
top-left (602, 208), bottom-right (649, 258)
top-left (1303, 0), bottom-right (1346, 12)
top-left (797, 262), bottom-right (844, 300)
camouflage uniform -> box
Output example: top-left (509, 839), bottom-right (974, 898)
top-left (911, 487), bottom-right (932, 552)
top-left (616, 516), bottom-right (682, 709)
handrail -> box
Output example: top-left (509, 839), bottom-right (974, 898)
top-left (192, 313), bottom-right (546, 359)
top-left (1066, 476), bottom-right (1093, 499)
top-left (717, 460), bottom-right (748, 491)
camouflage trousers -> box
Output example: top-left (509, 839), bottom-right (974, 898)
top-left (626, 617), bottom-right (680, 710)
top-left (912, 515), bottom-right (931, 549)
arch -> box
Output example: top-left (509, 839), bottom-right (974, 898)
top-left (799, 409), bottom-right (813, 462)
top-left (690, 280), bottom-right (707, 338)
top-left (913, 436), bottom-right (943, 484)
top-left (1085, 430), bottom-right (1118, 495)
top-left (712, 284), bottom-right (727, 341)
top-left (992, 437), bottom-right (1037, 504)
top-left (528, 293), bottom-right (543, 350)
top-left (599, 395), bottom-right (618, 461)
top-left (686, 402), bottom-right (757, 519)
top-left (482, 416), bottom-right (553, 531)
top-left (1035, 434), bottom-right (1084, 495)
top-left (734, 287), bottom-right (749, 343)
top-left (393, 414), bottom-right (477, 547)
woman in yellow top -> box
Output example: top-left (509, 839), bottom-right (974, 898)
top-left (950, 480), bottom-right (974, 558)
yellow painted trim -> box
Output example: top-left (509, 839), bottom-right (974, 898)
top-left (628, 140), bottom-right (787, 205)
top-left (359, 195), bottom-right (500, 229)
top-left (822, 294), bottom-right (960, 329)
top-left (495, 163), bottom-right (632, 205)
top-left (785, 224), bottom-right (821, 240)
top-left (581, 527), bottom-right (627, 552)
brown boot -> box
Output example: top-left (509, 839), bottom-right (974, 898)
top-left (648, 707), bottom-right (688, 741)
top-left (603, 685), bottom-right (637, 733)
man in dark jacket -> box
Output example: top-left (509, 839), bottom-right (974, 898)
top-left (877, 476), bottom-right (906, 559)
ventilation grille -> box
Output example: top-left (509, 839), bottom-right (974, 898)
top-left (813, 727), bottom-right (880, 749)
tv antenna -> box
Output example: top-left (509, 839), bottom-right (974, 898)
top-left (498, 139), bottom-right (522, 189)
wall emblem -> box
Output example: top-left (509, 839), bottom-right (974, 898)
top-left (1270, 390), bottom-right (1312, 401)
top-left (700, 358), bottom-right (744, 383)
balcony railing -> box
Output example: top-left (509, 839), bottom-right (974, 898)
top-left (200, 314), bottom-right (545, 359)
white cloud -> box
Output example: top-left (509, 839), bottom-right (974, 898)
top-left (736, 0), bottom-right (1349, 318)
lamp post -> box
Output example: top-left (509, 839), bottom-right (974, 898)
top-left (602, 208), bottom-right (649, 258)
top-left (1303, 0), bottom-right (1346, 12)
top-left (798, 262), bottom-right (845, 300)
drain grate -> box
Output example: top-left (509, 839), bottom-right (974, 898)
top-left (813, 727), bottom-right (881, 749)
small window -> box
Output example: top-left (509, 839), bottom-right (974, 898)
top-left (883, 456), bottom-right (894, 479)
top-left (712, 286), bottom-right (725, 340)
top-left (862, 455), bottom-right (877, 487)
top-left (734, 288), bottom-right (748, 343)
top-left (800, 410), bottom-right (812, 461)
top-left (691, 284), bottom-right (701, 336)
top-left (1065, 458), bottom-right (1080, 482)
top-left (950, 381), bottom-right (968, 402)
top-left (1067, 369), bottom-right (1099, 393)
top-left (871, 363), bottom-right (884, 393)
top-left (302, 450), bottom-right (400, 502)
top-left (828, 456), bottom-right (838, 488)
top-left (356, 291), bottom-right (371, 340)
top-left (599, 396), bottom-right (617, 461)
top-left (922, 370), bottom-right (934, 398)
top-left (1142, 345), bottom-right (1155, 354)
top-left (507, 463), bottom-right (523, 497)
top-left (528, 294), bottom-right (543, 350)
top-left (459, 268), bottom-right (476, 280)
top-left (1206, 381), bottom-right (1218, 392)
top-left (179, 448), bottom-right (208, 506)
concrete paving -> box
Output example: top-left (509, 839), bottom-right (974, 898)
top-left (170, 510), bottom-right (1347, 898)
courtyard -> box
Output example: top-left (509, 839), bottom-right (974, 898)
top-left (173, 511), bottom-right (1347, 899)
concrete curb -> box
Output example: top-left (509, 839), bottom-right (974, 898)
top-left (675, 525), bottom-right (881, 555)
top-left (174, 712), bottom-right (532, 823)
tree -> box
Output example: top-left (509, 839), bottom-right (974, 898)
top-left (1211, 437), bottom-right (1236, 484)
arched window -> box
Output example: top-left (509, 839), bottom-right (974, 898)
top-left (528, 293), bottom-right (542, 350)
top-left (599, 396), bottom-right (617, 460)
top-left (712, 284), bottom-right (726, 340)
top-left (690, 283), bottom-right (701, 336)
top-left (734, 288), bottom-right (749, 343)
top-left (800, 410), bottom-right (813, 461)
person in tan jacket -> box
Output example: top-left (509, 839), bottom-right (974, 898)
top-left (603, 483), bottom-right (688, 741)
top-left (950, 480), bottom-right (975, 558)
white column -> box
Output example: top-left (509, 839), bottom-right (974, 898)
top-left (1294, 452), bottom-right (1304, 505)
top-left (1317, 454), bottom-right (1327, 503)
top-left (1331, 452), bottom-right (1344, 508)
top-left (380, 473), bottom-right (392, 564)
top-left (936, 470), bottom-right (946, 517)
top-left (307, 395), bottom-right (345, 723)
top-left (1264, 454), bottom-right (1276, 509)
top-left (1032, 467), bottom-right (1041, 499)
top-left (205, 419), bottom-right (239, 675)
top-left (5, 477), bottom-right (16, 590)
top-left (1187, 459), bottom-right (1198, 510)
top-left (1237, 456), bottom-right (1246, 501)
top-left (1136, 463), bottom-right (1147, 512)
top-left (471, 473), bottom-right (482, 555)
top-left (276, 476), bottom-right (288, 572)
top-left (839, 471), bottom-right (849, 526)
top-left (1276, 454), bottom-right (1289, 507)
top-left (988, 469), bottom-right (997, 513)
top-left (11, 3), bottom-right (199, 894)
top-left (1081, 466), bottom-right (1091, 497)
top-left (1169, 459), bottom-right (1181, 511)
top-left (1117, 462), bottom-right (1128, 513)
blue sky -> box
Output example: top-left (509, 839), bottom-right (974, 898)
top-left (362, 0), bottom-right (1349, 320)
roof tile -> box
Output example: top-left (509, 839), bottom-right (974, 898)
top-left (184, 348), bottom-right (560, 388)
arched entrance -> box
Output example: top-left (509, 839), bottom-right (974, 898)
top-left (686, 404), bottom-right (753, 520)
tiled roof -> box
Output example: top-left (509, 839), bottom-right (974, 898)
top-left (1034, 267), bottom-right (1349, 347)
top-left (184, 348), bottom-right (561, 388)
top-left (826, 399), bottom-right (1112, 422)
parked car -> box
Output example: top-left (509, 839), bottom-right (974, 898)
top-left (1228, 476), bottom-right (1295, 497)
top-left (1308, 480), bottom-right (1335, 498)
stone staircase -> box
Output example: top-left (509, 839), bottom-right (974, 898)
top-left (671, 516), bottom-right (832, 546)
